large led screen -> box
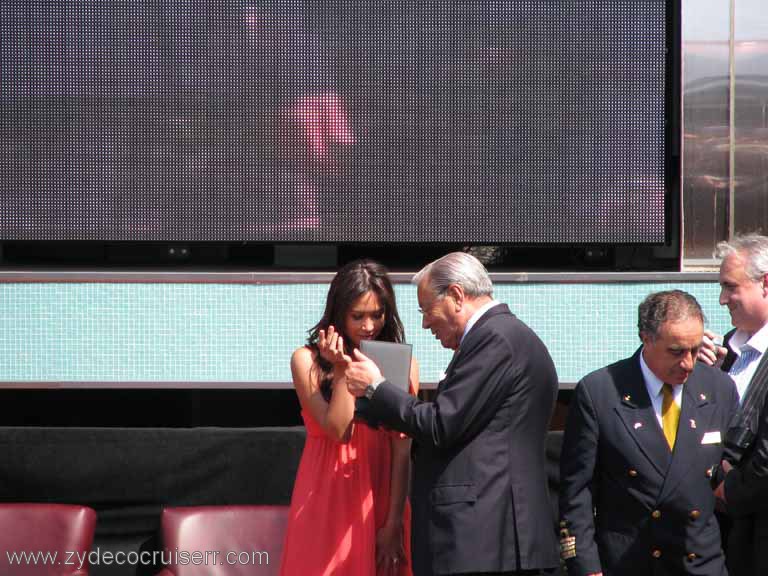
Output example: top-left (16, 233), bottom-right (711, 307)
top-left (0, 1), bottom-right (669, 243)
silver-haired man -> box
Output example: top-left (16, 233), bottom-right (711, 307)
top-left (345, 252), bottom-right (560, 576)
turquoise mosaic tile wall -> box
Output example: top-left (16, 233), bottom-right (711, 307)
top-left (0, 281), bottom-right (730, 384)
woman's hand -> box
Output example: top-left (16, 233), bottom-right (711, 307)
top-left (376, 521), bottom-right (405, 571)
top-left (317, 326), bottom-right (351, 365)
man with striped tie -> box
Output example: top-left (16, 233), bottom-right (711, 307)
top-left (559, 291), bottom-right (738, 576)
top-left (699, 234), bottom-right (768, 576)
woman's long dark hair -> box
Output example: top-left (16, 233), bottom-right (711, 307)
top-left (307, 259), bottom-right (405, 400)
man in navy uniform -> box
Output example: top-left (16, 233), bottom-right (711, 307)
top-left (559, 290), bottom-right (738, 576)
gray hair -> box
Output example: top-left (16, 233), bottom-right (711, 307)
top-left (638, 290), bottom-right (705, 341)
top-left (716, 234), bottom-right (768, 281)
top-left (412, 252), bottom-right (493, 298)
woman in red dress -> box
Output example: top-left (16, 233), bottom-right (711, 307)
top-left (280, 259), bottom-right (418, 576)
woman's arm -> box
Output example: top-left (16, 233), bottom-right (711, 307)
top-left (377, 358), bottom-right (420, 565)
top-left (291, 347), bottom-right (356, 442)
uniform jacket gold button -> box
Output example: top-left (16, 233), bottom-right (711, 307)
top-left (651, 510), bottom-right (661, 519)
top-left (689, 509), bottom-right (701, 520)
top-left (652, 549), bottom-right (662, 558)
top-left (687, 553), bottom-right (697, 561)
top-left (628, 469), bottom-right (638, 477)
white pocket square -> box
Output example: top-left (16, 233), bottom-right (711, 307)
top-left (701, 431), bottom-right (722, 444)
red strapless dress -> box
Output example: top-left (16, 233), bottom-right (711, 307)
top-left (279, 407), bottom-right (413, 576)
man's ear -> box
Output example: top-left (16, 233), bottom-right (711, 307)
top-left (446, 283), bottom-right (464, 310)
top-left (762, 274), bottom-right (768, 296)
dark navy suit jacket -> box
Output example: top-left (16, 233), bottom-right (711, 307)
top-left (361, 304), bottom-right (560, 576)
top-left (560, 350), bottom-right (738, 576)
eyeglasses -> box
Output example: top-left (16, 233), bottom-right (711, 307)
top-left (418, 292), bottom-right (446, 318)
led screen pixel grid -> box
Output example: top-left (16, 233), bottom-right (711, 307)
top-left (0, 1), bottom-right (668, 244)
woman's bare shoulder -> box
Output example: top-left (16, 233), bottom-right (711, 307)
top-left (291, 346), bottom-right (318, 382)
top-left (291, 345), bottom-right (315, 366)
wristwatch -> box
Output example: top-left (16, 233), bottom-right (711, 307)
top-left (364, 377), bottom-right (386, 400)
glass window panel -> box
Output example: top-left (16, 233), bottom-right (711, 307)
top-left (682, 0), bottom-right (730, 259)
top-left (733, 0), bottom-right (768, 236)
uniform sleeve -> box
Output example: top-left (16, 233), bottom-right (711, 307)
top-left (559, 380), bottom-right (603, 576)
top-left (720, 378), bottom-right (744, 466)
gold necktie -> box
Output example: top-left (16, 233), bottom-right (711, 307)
top-left (662, 383), bottom-right (680, 450)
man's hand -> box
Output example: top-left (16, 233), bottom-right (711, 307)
top-left (345, 349), bottom-right (383, 397)
top-left (714, 459), bottom-right (733, 503)
top-left (698, 329), bottom-right (727, 367)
